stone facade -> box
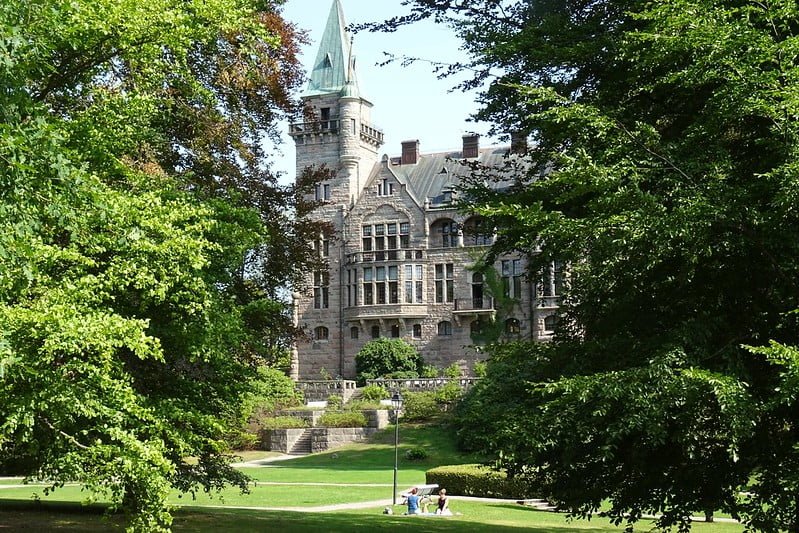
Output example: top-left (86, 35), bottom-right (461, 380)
top-left (311, 427), bottom-right (377, 453)
top-left (290, 1), bottom-right (562, 380)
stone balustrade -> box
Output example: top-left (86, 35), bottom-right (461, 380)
top-left (295, 380), bottom-right (357, 402)
top-left (366, 377), bottom-right (480, 392)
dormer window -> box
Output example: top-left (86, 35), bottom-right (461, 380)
top-left (377, 178), bottom-right (394, 196)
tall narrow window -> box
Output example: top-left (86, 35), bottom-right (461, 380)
top-left (371, 325), bottom-right (380, 339)
top-left (412, 324), bottom-right (422, 338)
top-left (391, 324), bottom-right (400, 338)
top-left (471, 272), bottom-right (485, 309)
top-left (437, 321), bottom-right (452, 336)
top-left (400, 222), bottom-right (410, 248)
top-left (501, 259), bottom-right (523, 299)
top-left (388, 265), bottom-right (399, 304)
top-left (542, 260), bottom-right (565, 297)
top-left (435, 263), bottom-right (454, 303)
top-left (350, 326), bottom-right (359, 339)
top-left (313, 271), bottom-right (329, 309)
top-left (363, 267), bottom-right (374, 305)
top-left (505, 318), bottom-right (521, 336)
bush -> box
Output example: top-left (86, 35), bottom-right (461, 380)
top-left (401, 391), bottom-right (440, 422)
top-left (384, 370), bottom-right (420, 380)
top-left (434, 382), bottom-right (463, 408)
top-left (360, 384), bottom-right (390, 402)
top-left (355, 338), bottom-right (423, 384)
top-left (426, 464), bottom-right (541, 499)
top-left (346, 399), bottom-right (386, 411)
top-left (318, 411), bottom-right (368, 428)
top-left (473, 360), bottom-right (488, 378)
top-left (420, 365), bottom-right (439, 378)
top-left (261, 416), bottom-right (309, 430)
top-left (405, 447), bottom-right (429, 461)
top-left (443, 363), bottom-right (462, 378)
top-left (245, 367), bottom-right (303, 419)
top-left (325, 394), bottom-right (343, 411)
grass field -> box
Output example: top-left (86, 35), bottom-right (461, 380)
top-left (0, 423), bottom-right (746, 532)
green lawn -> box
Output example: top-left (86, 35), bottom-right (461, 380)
top-left (0, 423), bottom-right (746, 532)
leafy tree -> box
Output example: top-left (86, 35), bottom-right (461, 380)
top-left (371, 1), bottom-right (799, 531)
top-left (355, 338), bottom-right (424, 384)
top-left (0, 0), bottom-right (315, 530)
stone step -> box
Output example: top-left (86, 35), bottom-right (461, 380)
top-left (517, 499), bottom-right (558, 512)
top-left (288, 428), bottom-right (313, 455)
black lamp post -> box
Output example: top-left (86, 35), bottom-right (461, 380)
top-left (391, 391), bottom-right (403, 506)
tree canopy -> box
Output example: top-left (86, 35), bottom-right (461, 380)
top-left (0, 0), bottom-right (317, 530)
top-left (373, 1), bottom-right (799, 531)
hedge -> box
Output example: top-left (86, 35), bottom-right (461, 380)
top-left (318, 411), bottom-right (368, 428)
top-left (425, 464), bottom-right (543, 499)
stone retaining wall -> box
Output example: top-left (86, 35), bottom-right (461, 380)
top-left (311, 427), bottom-right (377, 453)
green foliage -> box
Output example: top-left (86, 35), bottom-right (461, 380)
top-left (425, 464), bottom-right (540, 499)
top-left (318, 412), bottom-right (367, 428)
top-left (371, 0), bottom-right (799, 531)
top-left (433, 382), bottom-right (463, 409)
top-left (0, 0), bottom-right (312, 530)
top-left (400, 392), bottom-right (440, 422)
top-left (420, 365), bottom-right (439, 378)
top-left (325, 395), bottom-right (343, 411)
top-left (443, 363), bottom-right (462, 378)
top-left (472, 361), bottom-right (487, 378)
top-left (260, 417), bottom-right (309, 430)
top-left (359, 384), bottom-right (390, 402)
top-left (355, 339), bottom-right (423, 384)
top-left (404, 447), bottom-right (429, 461)
top-left (244, 367), bottom-right (304, 419)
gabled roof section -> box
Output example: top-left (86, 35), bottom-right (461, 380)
top-left (303, 0), bottom-right (360, 98)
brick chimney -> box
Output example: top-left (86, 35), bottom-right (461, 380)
top-left (510, 131), bottom-right (528, 154)
top-left (401, 139), bottom-right (420, 165)
top-left (462, 134), bottom-right (479, 158)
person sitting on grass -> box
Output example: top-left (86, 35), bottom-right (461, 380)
top-left (435, 488), bottom-right (452, 515)
top-left (405, 487), bottom-right (421, 515)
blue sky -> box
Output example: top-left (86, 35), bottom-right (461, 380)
top-left (274, 0), bottom-right (497, 182)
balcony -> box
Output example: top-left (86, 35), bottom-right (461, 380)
top-left (360, 123), bottom-right (384, 146)
top-left (453, 297), bottom-right (495, 313)
top-left (289, 119), bottom-right (340, 136)
top-left (346, 248), bottom-right (425, 264)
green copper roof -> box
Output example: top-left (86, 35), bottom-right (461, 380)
top-left (303, 0), bottom-right (360, 98)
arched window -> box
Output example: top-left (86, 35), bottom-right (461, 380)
top-left (505, 318), bottom-right (520, 336)
top-left (314, 326), bottom-right (329, 341)
top-left (463, 216), bottom-right (493, 246)
top-left (350, 326), bottom-right (359, 339)
top-left (371, 325), bottom-right (380, 339)
top-left (412, 324), bottom-right (422, 338)
top-left (431, 219), bottom-right (458, 248)
top-left (544, 315), bottom-right (558, 332)
top-left (437, 320), bottom-right (452, 336)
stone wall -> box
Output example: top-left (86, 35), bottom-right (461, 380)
top-left (311, 427), bottom-right (377, 453)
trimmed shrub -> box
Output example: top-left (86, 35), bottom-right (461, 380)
top-left (425, 464), bottom-right (541, 499)
top-left (404, 447), bottom-right (429, 461)
top-left (360, 384), bottom-right (390, 402)
top-left (318, 411), bottom-right (368, 428)
top-left (261, 416), bottom-right (309, 430)
top-left (346, 399), bottom-right (386, 411)
top-left (401, 391), bottom-right (439, 422)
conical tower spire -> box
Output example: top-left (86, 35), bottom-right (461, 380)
top-left (304, 0), bottom-right (360, 97)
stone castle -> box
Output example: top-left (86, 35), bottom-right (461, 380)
top-left (290, 0), bottom-right (561, 380)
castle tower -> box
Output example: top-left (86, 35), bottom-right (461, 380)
top-left (290, 0), bottom-right (384, 206)
top-left (290, 0), bottom-right (384, 379)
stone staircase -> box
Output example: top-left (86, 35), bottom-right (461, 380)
top-left (288, 428), bottom-right (313, 455)
top-left (517, 498), bottom-right (558, 512)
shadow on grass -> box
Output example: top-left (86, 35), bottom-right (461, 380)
top-left (268, 423), bottom-right (487, 472)
top-left (0, 501), bottom-right (582, 532)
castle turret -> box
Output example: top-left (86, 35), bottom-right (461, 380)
top-left (289, 0), bottom-right (383, 205)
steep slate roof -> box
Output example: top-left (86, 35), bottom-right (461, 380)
top-left (387, 147), bottom-right (515, 206)
top-left (304, 0), bottom-right (360, 98)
